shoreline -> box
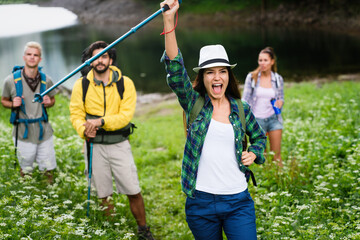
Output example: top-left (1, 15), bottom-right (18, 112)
top-left (57, 72), bottom-right (360, 115)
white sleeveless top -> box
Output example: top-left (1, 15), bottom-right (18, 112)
top-left (252, 86), bottom-right (275, 119)
top-left (195, 119), bottom-right (247, 194)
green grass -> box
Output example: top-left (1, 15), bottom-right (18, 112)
top-left (0, 80), bottom-right (359, 239)
top-left (0, 0), bottom-right (40, 4)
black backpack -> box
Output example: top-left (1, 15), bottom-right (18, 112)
top-left (81, 75), bottom-right (136, 144)
top-left (81, 75), bottom-right (124, 102)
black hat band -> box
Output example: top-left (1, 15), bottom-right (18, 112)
top-left (199, 58), bottom-right (230, 67)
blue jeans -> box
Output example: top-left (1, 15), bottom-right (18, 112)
top-left (185, 189), bottom-right (257, 240)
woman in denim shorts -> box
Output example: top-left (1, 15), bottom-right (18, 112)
top-left (242, 47), bottom-right (284, 166)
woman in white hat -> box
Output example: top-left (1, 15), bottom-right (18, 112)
top-left (161, 0), bottom-right (266, 239)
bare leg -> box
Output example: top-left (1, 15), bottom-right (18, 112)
top-left (20, 168), bottom-right (25, 177)
top-left (268, 129), bottom-right (283, 167)
top-left (127, 193), bottom-right (146, 227)
top-left (101, 196), bottom-right (115, 217)
top-left (44, 170), bottom-right (54, 184)
top-left (20, 168), bottom-right (32, 177)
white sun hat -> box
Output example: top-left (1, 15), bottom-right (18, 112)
top-left (193, 44), bottom-right (237, 73)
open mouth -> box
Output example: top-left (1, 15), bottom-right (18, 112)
top-left (212, 83), bottom-right (223, 94)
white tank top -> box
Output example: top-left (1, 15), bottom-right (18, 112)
top-left (196, 119), bottom-right (247, 194)
top-left (252, 86), bottom-right (275, 119)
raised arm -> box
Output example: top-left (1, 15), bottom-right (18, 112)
top-left (161, 0), bottom-right (179, 60)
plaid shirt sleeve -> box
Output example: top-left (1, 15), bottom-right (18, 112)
top-left (243, 101), bottom-right (267, 164)
top-left (276, 74), bottom-right (285, 104)
top-left (242, 73), bottom-right (253, 105)
top-left (160, 49), bottom-right (197, 114)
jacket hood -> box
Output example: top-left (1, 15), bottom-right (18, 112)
top-left (86, 65), bottom-right (122, 85)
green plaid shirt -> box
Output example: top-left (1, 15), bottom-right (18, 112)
top-left (161, 50), bottom-right (266, 198)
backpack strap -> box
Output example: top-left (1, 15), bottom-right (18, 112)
top-left (186, 96), bottom-right (256, 185)
top-left (12, 68), bottom-right (26, 114)
top-left (81, 74), bottom-right (134, 142)
top-left (236, 99), bottom-right (246, 134)
top-left (10, 66), bottom-right (48, 140)
top-left (82, 76), bottom-right (90, 103)
top-left (187, 96), bottom-right (204, 131)
top-left (187, 97), bottom-right (246, 140)
top-left (116, 76), bottom-right (124, 100)
top-left (236, 99), bottom-right (248, 151)
top-left (82, 75), bottom-right (124, 103)
top-left (39, 67), bottom-right (47, 94)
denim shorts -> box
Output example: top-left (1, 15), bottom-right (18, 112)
top-left (256, 114), bottom-right (283, 133)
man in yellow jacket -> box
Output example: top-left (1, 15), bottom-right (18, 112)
top-left (70, 41), bottom-right (154, 240)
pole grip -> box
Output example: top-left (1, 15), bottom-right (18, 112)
top-left (163, 0), bottom-right (182, 12)
top-left (162, 4), bottom-right (170, 12)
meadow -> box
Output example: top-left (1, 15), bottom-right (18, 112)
top-left (0, 80), bottom-right (359, 239)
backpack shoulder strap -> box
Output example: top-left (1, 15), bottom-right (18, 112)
top-left (38, 67), bottom-right (47, 94)
top-left (12, 68), bottom-right (26, 115)
top-left (82, 75), bottom-right (125, 103)
top-left (10, 69), bottom-right (24, 124)
top-left (183, 96), bottom-right (205, 135)
top-left (12, 66), bottom-right (23, 74)
top-left (188, 96), bottom-right (205, 128)
top-left (13, 69), bottom-right (23, 98)
top-left (186, 97), bottom-right (245, 132)
top-left (116, 75), bottom-right (124, 100)
top-left (82, 76), bottom-right (90, 103)
top-left (236, 99), bottom-right (246, 132)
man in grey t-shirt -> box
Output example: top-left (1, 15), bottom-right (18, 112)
top-left (1, 41), bottom-right (57, 182)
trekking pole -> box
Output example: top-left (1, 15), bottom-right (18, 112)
top-left (86, 141), bottom-right (93, 217)
top-left (32, 1), bottom-right (178, 103)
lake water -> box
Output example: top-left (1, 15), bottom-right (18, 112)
top-left (1, 4), bottom-right (360, 94)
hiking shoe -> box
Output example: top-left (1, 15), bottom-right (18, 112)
top-left (138, 226), bottom-right (155, 240)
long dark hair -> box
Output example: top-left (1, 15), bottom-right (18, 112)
top-left (250, 46), bottom-right (278, 85)
top-left (193, 67), bottom-right (241, 99)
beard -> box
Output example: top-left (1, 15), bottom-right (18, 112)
top-left (93, 63), bottom-right (110, 74)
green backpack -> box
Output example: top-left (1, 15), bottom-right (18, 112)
top-left (183, 96), bottom-right (247, 150)
top-left (183, 96), bottom-right (257, 186)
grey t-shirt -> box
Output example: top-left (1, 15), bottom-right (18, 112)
top-left (2, 70), bottom-right (56, 144)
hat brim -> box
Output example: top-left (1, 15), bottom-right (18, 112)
top-left (193, 63), bottom-right (237, 73)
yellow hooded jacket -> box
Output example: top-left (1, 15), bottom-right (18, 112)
top-left (70, 65), bottom-right (136, 139)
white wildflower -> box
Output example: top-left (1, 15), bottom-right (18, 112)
top-left (94, 229), bottom-right (106, 236)
top-left (123, 233), bottom-right (135, 239)
top-left (63, 200), bottom-right (72, 205)
top-left (74, 204), bottom-right (83, 210)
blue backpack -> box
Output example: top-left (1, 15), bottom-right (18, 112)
top-left (10, 66), bottom-right (48, 140)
